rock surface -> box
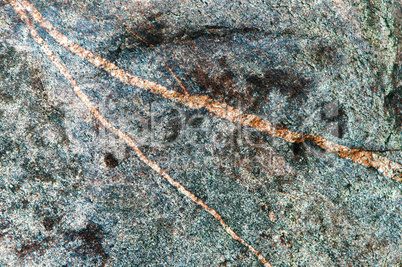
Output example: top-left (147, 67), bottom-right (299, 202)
top-left (0, 0), bottom-right (402, 266)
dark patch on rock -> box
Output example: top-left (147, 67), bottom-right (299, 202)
top-left (249, 69), bottom-right (311, 101)
top-left (175, 25), bottom-right (260, 42)
top-left (32, 77), bottom-right (44, 92)
top-left (104, 152), bottom-right (119, 168)
top-left (107, 33), bottom-right (141, 60)
top-left (366, 0), bottom-right (380, 28)
top-left (244, 128), bottom-right (271, 146)
top-left (0, 140), bottom-right (14, 160)
top-left (385, 86), bottom-right (402, 129)
top-left (114, 20), bottom-right (261, 57)
top-left (135, 12), bottom-right (167, 48)
top-left (313, 43), bottom-right (339, 67)
top-left (106, 13), bottom-right (167, 59)
top-left (246, 68), bottom-right (312, 113)
top-left (64, 222), bottom-right (109, 266)
top-left (150, 107), bottom-right (182, 144)
top-left (188, 116), bottom-right (204, 128)
top-left (21, 158), bottom-right (55, 183)
top-left (290, 140), bottom-right (328, 168)
top-left (259, 232), bottom-right (271, 239)
top-left (188, 65), bottom-right (243, 107)
top-left (163, 119), bottom-right (181, 143)
top-left (16, 241), bottom-right (42, 258)
top-left (42, 216), bottom-right (60, 231)
top-left (154, 218), bottom-right (174, 242)
top-left (291, 142), bottom-right (305, 161)
top-left (217, 56), bottom-right (229, 69)
top-left (0, 46), bottom-right (17, 76)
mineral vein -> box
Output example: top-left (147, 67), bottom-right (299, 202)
top-left (17, 0), bottom-right (402, 181)
top-left (10, 0), bottom-right (273, 266)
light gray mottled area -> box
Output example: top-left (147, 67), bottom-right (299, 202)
top-left (0, 0), bottom-right (401, 266)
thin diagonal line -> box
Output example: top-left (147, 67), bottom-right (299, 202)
top-left (18, 0), bottom-right (402, 181)
top-left (114, 14), bottom-right (190, 95)
top-left (9, 1), bottom-right (273, 266)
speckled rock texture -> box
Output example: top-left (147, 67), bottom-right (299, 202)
top-left (0, 0), bottom-right (402, 266)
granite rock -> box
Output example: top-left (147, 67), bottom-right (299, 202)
top-left (0, 0), bottom-right (402, 266)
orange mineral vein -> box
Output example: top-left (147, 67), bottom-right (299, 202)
top-left (9, 1), bottom-right (273, 266)
top-left (18, 0), bottom-right (402, 182)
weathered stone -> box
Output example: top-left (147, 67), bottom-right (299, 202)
top-left (0, 0), bottom-right (401, 266)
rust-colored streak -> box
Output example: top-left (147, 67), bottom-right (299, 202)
top-left (9, 1), bottom-right (273, 266)
top-left (17, 0), bottom-right (402, 181)
top-left (18, 0), bottom-right (402, 181)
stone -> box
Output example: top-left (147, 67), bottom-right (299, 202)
top-left (0, 0), bottom-right (401, 266)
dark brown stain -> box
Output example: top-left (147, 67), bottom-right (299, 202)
top-left (104, 152), bottom-right (119, 168)
top-left (112, 19), bottom-right (261, 59)
top-left (32, 77), bottom-right (44, 92)
top-left (64, 222), bottom-right (109, 266)
top-left (217, 56), bottom-right (229, 68)
top-left (291, 142), bottom-right (305, 161)
top-left (313, 44), bottom-right (338, 67)
top-left (247, 69), bottom-right (311, 100)
top-left (136, 13), bottom-right (167, 47)
top-left (107, 13), bottom-right (167, 59)
top-left (188, 64), bottom-right (244, 108)
top-left (191, 66), bottom-right (227, 94)
top-left (246, 69), bottom-right (312, 113)
top-left (188, 116), bottom-right (204, 128)
top-left (16, 241), bottom-right (42, 258)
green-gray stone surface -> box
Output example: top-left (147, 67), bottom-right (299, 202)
top-left (0, 0), bottom-right (401, 266)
